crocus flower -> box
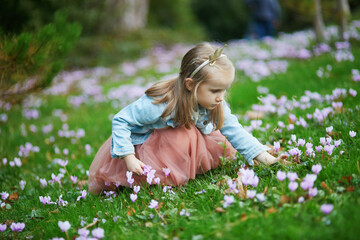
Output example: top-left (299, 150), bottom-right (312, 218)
top-left (308, 187), bottom-right (318, 197)
top-left (349, 130), bottom-right (356, 138)
top-left (76, 190), bottom-right (87, 201)
top-left (288, 182), bottom-right (298, 191)
top-left (227, 179), bottom-right (239, 193)
top-left (324, 145), bottom-right (335, 155)
top-left (148, 199), bottom-right (158, 209)
top-left (320, 204), bottom-right (333, 214)
top-left (276, 170), bottom-right (286, 181)
top-left (326, 126), bottom-right (333, 133)
top-left (349, 88), bottom-right (357, 97)
top-left (256, 193), bottom-right (265, 202)
top-left (287, 172), bottom-right (298, 182)
top-left (162, 168), bottom-right (171, 177)
top-left (10, 222), bottom-right (25, 232)
top-left (58, 221), bottom-right (71, 232)
top-left (130, 193), bottom-right (137, 202)
top-left (143, 165), bottom-right (152, 175)
top-left (133, 185), bottom-right (140, 194)
top-left (239, 168), bottom-right (259, 187)
top-left (247, 190), bottom-right (257, 199)
top-left (0, 224), bottom-right (7, 232)
top-left (315, 145), bottom-right (323, 152)
top-left (223, 195), bottom-right (235, 208)
top-left (180, 209), bottom-right (190, 216)
top-left (92, 227), bottom-right (105, 239)
top-left (40, 178), bottom-right (47, 187)
top-left (70, 176), bottom-right (77, 183)
top-left (311, 164), bottom-right (322, 174)
top-left (78, 228), bottom-right (89, 237)
top-left (154, 177), bottom-right (161, 185)
top-left (300, 174), bottom-right (317, 190)
top-left (19, 180), bottom-right (26, 190)
top-left (273, 141), bottom-right (280, 152)
top-left (288, 148), bottom-right (301, 156)
top-left (126, 171), bottom-right (134, 186)
top-left (320, 137), bottom-right (326, 146)
top-left (1, 192), bottom-right (9, 200)
top-left (297, 139), bottom-right (306, 146)
top-left (298, 196), bottom-right (305, 203)
top-left (39, 196), bottom-right (54, 205)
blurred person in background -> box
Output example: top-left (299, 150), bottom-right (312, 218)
top-left (245, 0), bottom-right (281, 39)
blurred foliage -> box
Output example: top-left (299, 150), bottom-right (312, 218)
top-left (191, 0), bottom-right (250, 42)
top-left (0, 13), bottom-right (81, 102)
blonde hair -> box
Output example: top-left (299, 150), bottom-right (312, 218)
top-left (145, 42), bottom-right (234, 130)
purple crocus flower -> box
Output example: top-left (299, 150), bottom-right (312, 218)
top-left (143, 165), bottom-right (152, 175)
top-left (148, 199), bottom-right (158, 209)
top-left (0, 224), bottom-right (7, 232)
top-left (320, 204), bottom-right (333, 214)
top-left (247, 190), bottom-right (257, 199)
top-left (320, 137), bottom-right (326, 146)
top-left (10, 222), bottom-right (25, 232)
top-left (1, 191), bottom-right (9, 200)
top-left (273, 141), bottom-right (280, 152)
top-left (324, 145), bottom-right (335, 155)
top-left (297, 139), bottom-right (306, 147)
top-left (300, 174), bottom-right (317, 190)
top-left (130, 193), bottom-right (137, 202)
top-left (239, 168), bottom-right (259, 187)
top-left (58, 221), bottom-right (71, 232)
top-left (288, 148), bottom-right (301, 156)
top-left (126, 171), bottom-right (134, 186)
top-left (180, 209), bottom-right (190, 216)
top-left (276, 170), bottom-right (286, 181)
top-left (326, 126), bottom-right (333, 133)
top-left (287, 172), bottom-right (298, 182)
top-left (298, 196), bottom-right (305, 203)
top-left (256, 193), bottom-right (265, 202)
top-left (334, 140), bottom-right (341, 148)
top-left (349, 88), bottom-right (357, 97)
top-left (40, 178), bottom-right (47, 187)
top-left (288, 182), bottom-right (298, 192)
top-left (162, 168), bottom-right (171, 177)
top-left (154, 177), bottom-right (161, 185)
top-left (223, 195), bottom-right (235, 208)
top-left (349, 130), bottom-right (356, 138)
top-left (39, 196), bottom-right (54, 205)
top-left (78, 228), bottom-right (89, 237)
top-left (133, 185), bottom-right (140, 194)
top-left (315, 145), bottom-right (323, 152)
top-left (311, 164), bottom-right (322, 174)
top-left (76, 190), bottom-right (87, 201)
top-left (19, 180), bottom-right (26, 190)
top-left (308, 187), bottom-right (318, 197)
top-left (91, 227), bottom-right (105, 239)
top-left (70, 175), bottom-right (77, 183)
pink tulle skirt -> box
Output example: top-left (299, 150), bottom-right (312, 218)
top-left (88, 125), bottom-right (236, 194)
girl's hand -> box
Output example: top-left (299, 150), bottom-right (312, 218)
top-left (255, 152), bottom-right (290, 165)
top-left (124, 154), bottom-right (145, 175)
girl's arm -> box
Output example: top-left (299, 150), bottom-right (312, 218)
top-left (220, 101), bottom-right (270, 165)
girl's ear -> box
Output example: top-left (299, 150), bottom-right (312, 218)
top-left (185, 78), bottom-right (194, 91)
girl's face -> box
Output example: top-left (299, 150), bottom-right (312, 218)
top-left (196, 69), bottom-right (234, 110)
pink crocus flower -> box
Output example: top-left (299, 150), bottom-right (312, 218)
top-left (223, 195), bottom-right (235, 208)
top-left (19, 180), bottom-right (26, 190)
top-left (311, 164), bottom-right (322, 174)
top-left (133, 185), bottom-right (140, 194)
top-left (288, 182), bottom-right (298, 191)
top-left (126, 171), bottom-right (134, 186)
top-left (148, 199), bottom-right (158, 209)
top-left (78, 228), bottom-right (90, 237)
top-left (10, 222), bottom-right (25, 232)
top-left (334, 140), bottom-right (341, 148)
top-left (276, 170), bottom-right (286, 181)
top-left (39, 196), bottom-right (55, 205)
top-left (1, 192), bottom-right (9, 200)
top-left (92, 227), bottom-right (105, 239)
top-left (349, 130), bottom-right (356, 138)
top-left (143, 165), bottom-right (152, 175)
top-left (247, 190), bottom-right (257, 199)
top-left (324, 145), bottom-right (335, 155)
top-left (256, 193), bottom-right (265, 202)
top-left (287, 172), bottom-right (298, 182)
top-left (315, 145), bottom-right (323, 152)
top-left (227, 179), bottom-right (239, 193)
top-left (180, 209), bottom-right (190, 216)
top-left (0, 224), bottom-right (6, 232)
top-left (58, 221), bottom-right (71, 232)
top-left (326, 126), bottom-right (333, 133)
top-left (297, 139), bottom-right (306, 147)
top-left (130, 193), bottom-right (137, 202)
top-left (308, 187), bottom-right (318, 197)
top-left (162, 168), bottom-right (171, 177)
top-left (76, 190), bottom-right (87, 201)
top-left (273, 141), bottom-right (280, 152)
top-left (40, 178), bottom-right (47, 187)
top-left (70, 175), bottom-right (77, 183)
top-left (320, 204), bottom-right (333, 214)
top-left (154, 177), bottom-right (161, 185)
top-left (298, 196), bottom-right (305, 203)
top-left (349, 88), bottom-right (357, 97)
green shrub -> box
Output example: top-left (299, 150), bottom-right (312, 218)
top-left (0, 13), bottom-right (81, 102)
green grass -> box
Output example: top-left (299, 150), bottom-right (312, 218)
top-left (1, 41), bottom-right (360, 239)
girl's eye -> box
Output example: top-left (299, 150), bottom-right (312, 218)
top-left (211, 90), bottom-right (220, 93)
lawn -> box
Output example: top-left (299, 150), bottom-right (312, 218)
top-left (1, 22), bottom-right (360, 240)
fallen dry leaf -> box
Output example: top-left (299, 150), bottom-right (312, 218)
top-left (77, 180), bottom-right (88, 189)
top-left (49, 209), bottom-right (59, 214)
top-left (246, 110), bottom-right (265, 120)
top-left (215, 207), bottom-right (226, 213)
top-left (9, 192), bottom-right (18, 201)
top-left (145, 222), bottom-right (153, 228)
top-left (236, 173), bottom-right (246, 199)
top-left (127, 207), bottom-right (136, 216)
top-left (266, 207), bottom-right (278, 214)
top-left (321, 181), bottom-right (333, 193)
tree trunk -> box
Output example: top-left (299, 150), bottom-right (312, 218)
top-left (314, 0), bottom-right (325, 42)
top-left (337, 0), bottom-right (351, 40)
top-left (102, 0), bottom-right (149, 34)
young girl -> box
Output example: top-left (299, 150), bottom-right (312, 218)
top-left (88, 42), bottom-right (285, 194)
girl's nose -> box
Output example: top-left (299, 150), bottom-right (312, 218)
top-left (216, 95), bottom-right (223, 102)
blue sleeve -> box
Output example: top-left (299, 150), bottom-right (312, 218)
top-left (220, 101), bottom-right (270, 165)
top-left (111, 95), bottom-right (165, 158)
